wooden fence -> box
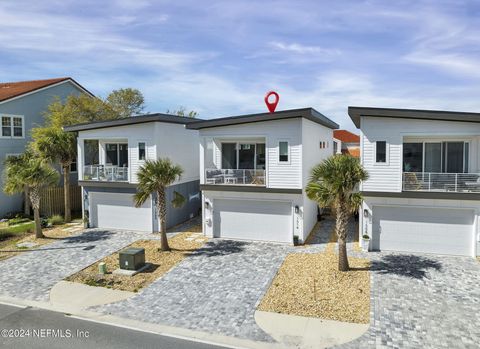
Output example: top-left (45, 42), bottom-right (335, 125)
top-left (39, 185), bottom-right (82, 217)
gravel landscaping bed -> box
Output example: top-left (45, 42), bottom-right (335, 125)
top-left (258, 230), bottom-right (370, 324)
top-left (0, 223), bottom-right (81, 261)
top-left (66, 225), bottom-right (205, 292)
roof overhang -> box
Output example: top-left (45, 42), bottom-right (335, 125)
top-left (348, 106), bottom-right (480, 129)
top-left (64, 113), bottom-right (201, 132)
top-left (0, 78), bottom-right (95, 105)
top-left (186, 108), bottom-right (339, 130)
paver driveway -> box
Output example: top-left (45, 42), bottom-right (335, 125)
top-left (338, 252), bottom-right (480, 349)
top-left (0, 229), bottom-right (148, 301)
top-left (95, 239), bottom-right (293, 341)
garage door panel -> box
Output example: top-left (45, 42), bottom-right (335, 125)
top-left (91, 192), bottom-right (152, 232)
top-left (214, 199), bottom-right (292, 243)
top-left (373, 206), bottom-right (473, 256)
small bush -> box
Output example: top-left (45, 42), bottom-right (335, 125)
top-left (8, 217), bottom-right (31, 226)
top-left (48, 215), bottom-right (64, 226)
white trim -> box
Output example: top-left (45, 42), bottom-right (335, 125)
top-left (5, 153), bottom-right (21, 159)
top-left (0, 79), bottom-right (94, 105)
top-left (277, 140), bottom-right (291, 164)
top-left (0, 114), bottom-right (24, 139)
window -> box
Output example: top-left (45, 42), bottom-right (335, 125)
top-left (221, 142), bottom-right (266, 170)
top-left (402, 141), bottom-right (470, 174)
top-left (13, 117), bottom-right (22, 137)
top-left (105, 143), bottom-right (128, 167)
top-left (70, 159), bottom-right (77, 173)
top-left (1, 115), bottom-right (23, 138)
top-left (375, 141), bottom-right (387, 163)
top-left (2, 117), bottom-right (11, 137)
top-left (279, 141), bottom-right (289, 162)
top-left (138, 142), bottom-right (146, 161)
top-left (333, 141), bottom-right (338, 154)
top-left (403, 143), bottom-right (423, 172)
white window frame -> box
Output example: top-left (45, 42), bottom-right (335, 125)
top-left (105, 142), bottom-right (128, 166)
top-left (278, 140), bottom-right (290, 164)
top-left (1, 114), bottom-right (24, 139)
top-left (138, 141), bottom-right (147, 162)
top-left (220, 142), bottom-right (266, 170)
top-left (374, 140), bottom-right (389, 165)
top-left (5, 153), bottom-right (21, 159)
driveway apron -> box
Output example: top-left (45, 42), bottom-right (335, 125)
top-left (0, 229), bottom-right (147, 301)
top-left (95, 240), bottom-right (292, 342)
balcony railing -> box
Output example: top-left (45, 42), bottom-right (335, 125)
top-left (83, 165), bottom-right (128, 182)
top-left (403, 172), bottom-right (480, 193)
top-left (205, 169), bottom-right (265, 186)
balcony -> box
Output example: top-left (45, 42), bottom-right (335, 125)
top-left (83, 165), bottom-right (128, 182)
top-left (403, 172), bottom-right (480, 193)
top-left (205, 169), bottom-right (265, 186)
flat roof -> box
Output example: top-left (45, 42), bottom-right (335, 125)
top-left (185, 108), bottom-right (339, 130)
top-left (348, 106), bottom-right (480, 129)
top-left (64, 113), bottom-right (200, 132)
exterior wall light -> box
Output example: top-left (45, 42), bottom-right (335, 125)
top-left (363, 209), bottom-right (369, 218)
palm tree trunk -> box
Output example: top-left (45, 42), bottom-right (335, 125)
top-left (24, 185), bottom-right (30, 216)
top-left (63, 164), bottom-right (71, 223)
top-left (336, 200), bottom-right (349, 271)
top-left (157, 189), bottom-right (170, 251)
top-left (29, 187), bottom-right (44, 238)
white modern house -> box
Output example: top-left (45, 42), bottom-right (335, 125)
top-left (64, 114), bottom-right (201, 232)
top-left (186, 108), bottom-right (339, 244)
top-left (350, 106), bottom-right (480, 257)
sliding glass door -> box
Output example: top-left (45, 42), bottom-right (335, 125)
top-left (221, 143), bottom-right (237, 169)
top-left (221, 143), bottom-right (266, 170)
top-left (403, 141), bottom-right (469, 173)
top-left (238, 144), bottom-right (255, 169)
top-left (424, 143), bottom-right (441, 173)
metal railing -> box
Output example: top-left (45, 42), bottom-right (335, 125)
top-left (402, 172), bottom-right (480, 193)
top-left (83, 165), bottom-right (129, 182)
top-left (205, 169), bottom-right (265, 186)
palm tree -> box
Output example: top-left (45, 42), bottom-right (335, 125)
top-left (31, 126), bottom-right (76, 222)
top-left (306, 155), bottom-right (368, 271)
top-left (3, 151), bottom-right (59, 238)
top-left (133, 159), bottom-right (185, 251)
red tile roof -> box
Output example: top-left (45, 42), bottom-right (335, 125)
top-left (334, 129), bottom-right (360, 143)
top-left (0, 77), bottom-right (74, 102)
top-left (344, 147), bottom-right (360, 157)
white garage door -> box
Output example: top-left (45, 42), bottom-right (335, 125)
top-left (90, 192), bottom-right (153, 232)
top-left (372, 206), bottom-right (474, 256)
top-left (213, 199), bottom-right (292, 243)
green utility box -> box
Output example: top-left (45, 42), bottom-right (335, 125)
top-left (119, 247), bottom-right (145, 271)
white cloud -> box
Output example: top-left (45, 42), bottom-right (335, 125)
top-left (269, 41), bottom-right (340, 55)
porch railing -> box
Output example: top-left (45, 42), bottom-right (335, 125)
top-left (205, 169), bottom-right (265, 186)
top-left (83, 165), bottom-right (129, 182)
top-left (402, 172), bottom-right (480, 193)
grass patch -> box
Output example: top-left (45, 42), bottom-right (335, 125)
top-left (258, 230), bottom-right (370, 324)
top-left (66, 225), bottom-right (205, 292)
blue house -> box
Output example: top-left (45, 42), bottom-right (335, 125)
top-left (0, 78), bottom-right (93, 218)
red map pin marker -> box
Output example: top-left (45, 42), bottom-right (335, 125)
top-left (264, 91), bottom-right (279, 113)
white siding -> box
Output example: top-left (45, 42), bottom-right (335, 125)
top-left (77, 122), bottom-right (199, 185)
top-left (199, 118), bottom-right (303, 189)
top-left (154, 122), bottom-right (199, 185)
top-left (301, 118), bottom-right (334, 238)
top-left (361, 117), bottom-right (480, 192)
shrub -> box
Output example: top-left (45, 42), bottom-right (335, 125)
top-left (7, 217), bottom-right (31, 226)
top-left (48, 215), bottom-right (64, 226)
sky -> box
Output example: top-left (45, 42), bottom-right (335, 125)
top-left (1, 0), bottom-right (480, 131)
